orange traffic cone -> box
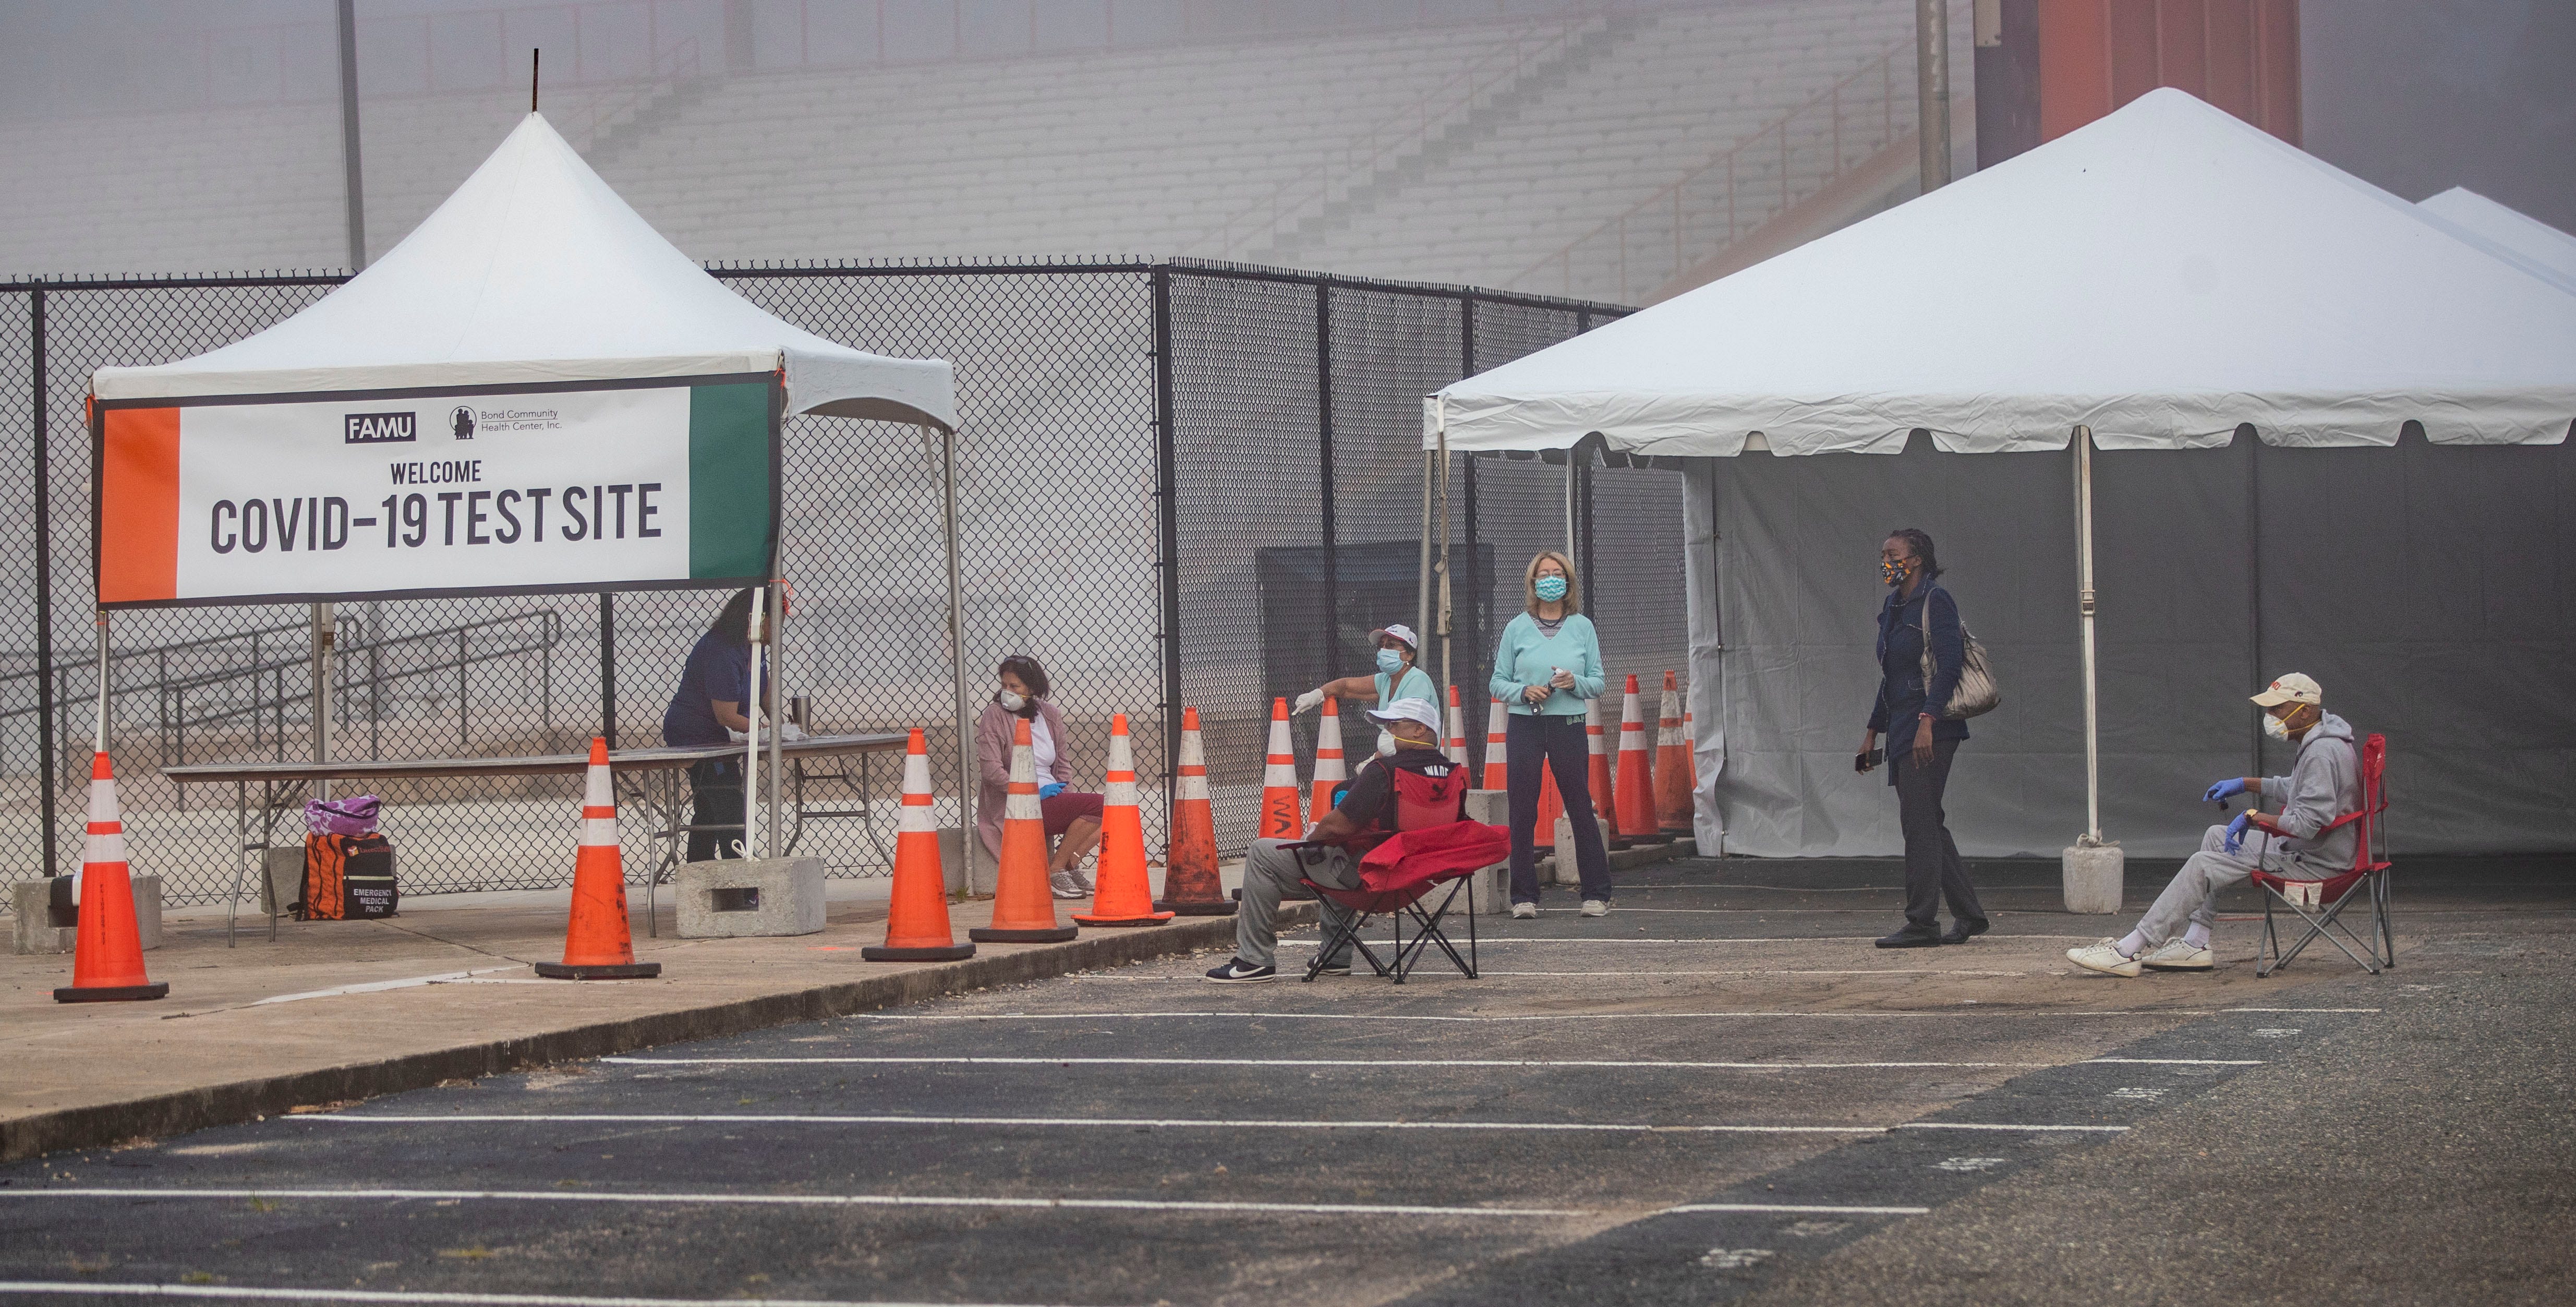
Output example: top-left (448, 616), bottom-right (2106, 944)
top-left (1074, 714), bottom-right (1175, 928)
top-left (1685, 708), bottom-right (1701, 789)
top-left (53, 751), bottom-right (166, 1003)
top-left (1587, 699), bottom-right (1623, 847)
top-left (1444, 686), bottom-right (1468, 766)
top-left (1156, 707), bottom-right (1233, 916)
top-left (1258, 697), bottom-right (1303, 840)
top-left (1310, 697), bottom-right (1347, 820)
top-left (1534, 766), bottom-right (1563, 848)
top-left (863, 729), bottom-right (975, 961)
top-left (1655, 671), bottom-right (1694, 834)
top-left (1614, 674), bottom-right (1662, 844)
top-left (1480, 697), bottom-right (1510, 791)
top-left (971, 718), bottom-right (1079, 943)
top-left (536, 738), bottom-right (661, 980)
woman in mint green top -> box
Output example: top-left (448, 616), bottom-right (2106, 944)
top-left (1487, 550), bottom-right (1611, 912)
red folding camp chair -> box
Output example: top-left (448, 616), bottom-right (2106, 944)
top-left (2250, 733), bottom-right (2394, 977)
top-left (1290, 822), bottom-right (1505, 985)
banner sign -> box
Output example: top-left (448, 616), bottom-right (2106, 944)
top-left (94, 376), bottom-right (776, 607)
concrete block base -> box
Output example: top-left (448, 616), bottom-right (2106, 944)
top-left (12, 876), bottom-right (162, 955)
top-left (2062, 842), bottom-right (2126, 914)
top-left (1463, 861), bottom-right (1511, 917)
top-left (675, 857), bottom-right (827, 938)
top-left (937, 828), bottom-right (966, 894)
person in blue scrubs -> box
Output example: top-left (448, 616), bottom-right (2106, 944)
top-left (662, 587), bottom-right (771, 861)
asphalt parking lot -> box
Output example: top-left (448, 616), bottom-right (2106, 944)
top-left (3, 855), bottom-right (2569, 1306)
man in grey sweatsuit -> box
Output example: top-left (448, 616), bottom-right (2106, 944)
top-left (2069, 673), bottom-right (2360, 977)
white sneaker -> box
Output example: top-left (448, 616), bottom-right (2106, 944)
top-left (1509, 902), bottom-right (1538, 919)
top-left (2065, 939), bottom-right (2142, 977)
top-left (1048, 872), bottom-right (1087, 900)
top-left (2141, 939), bottom-right (2215, 970)
top-left (1580, 900), bottom-right (1609, 917)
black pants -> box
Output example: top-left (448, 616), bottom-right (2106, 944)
top-left (686, 758), bottom-right (746, 862)
top-left (1894, 736), bottom-right (1985, 928)
top-left (1506, 712), bottom-right (1612, 903)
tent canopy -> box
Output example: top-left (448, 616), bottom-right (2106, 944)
top-left (2417, 186), bottom-right (2576, 290)
top-left (1430, 89), bottom-right (2576, 457)
top-left (92, 113), bottom-right (957, 430)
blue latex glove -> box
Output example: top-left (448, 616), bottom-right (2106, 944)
top-left (1038, 782), bottom-right (1066, 800)
top-left (2222, 811), bottom-right (2252, 854)
top-left (2204, 777), bottom-right (2248, 804)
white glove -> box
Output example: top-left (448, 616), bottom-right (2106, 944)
top-left (1293, 688), bottom-right (1326, 714)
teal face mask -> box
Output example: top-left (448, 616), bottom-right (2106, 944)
top-left (1375, 647), bottom-right (1407, 676)
top-left (1534, 574), bottom-right (1568, 602)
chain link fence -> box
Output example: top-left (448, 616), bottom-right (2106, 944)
top-left (1, 260), bottom-right (1680, 905)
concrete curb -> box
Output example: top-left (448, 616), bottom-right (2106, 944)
top-left (1, 904), bottom-right (1305, 1164)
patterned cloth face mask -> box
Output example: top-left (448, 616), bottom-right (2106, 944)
top-left (1534, 574), bottom-right (1568, 602)
top-left (1881, 558), bottom-right (1912, 586)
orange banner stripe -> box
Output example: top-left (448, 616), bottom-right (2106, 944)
top-left (98, 407), bottom-right (182, 604)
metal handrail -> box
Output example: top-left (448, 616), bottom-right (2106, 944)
top-left (1514, 38), bottom-right (1913, 302)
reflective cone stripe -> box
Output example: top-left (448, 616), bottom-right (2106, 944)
top-left (1074, 713), bottom-right (1174, 927)
top-left (1586, 700), bottom-right (1619, 841)
top-left (1481, 698), bottom-right (1510, 791)
top-left (54, 751), bottom-right (166, 1003)
top-left (1655, 670), bottom-right (1694, 833)
top-left (1445, 685), bottom-right (1468, 766)
top-left (1156, 707), bottom-right (1231, 916)
top-left (864, 729), bottom-right (974, 961)
top-left (1614, 674), bottom-right (1660, 842)
top-left (1259, 697), bottom-right (1302, 839)
top-left (536, 738), bottom-right (660, 979)
top-left (1309, 698), bottom-right (1346, 821)
top-left (971, 717), bottom-right (1078, 942)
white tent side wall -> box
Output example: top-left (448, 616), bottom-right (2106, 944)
top-left (1685, 435), bottom-right (2576, 858)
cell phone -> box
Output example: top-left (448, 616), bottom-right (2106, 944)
top-left (1855, 748), bottom-right (1884, 774)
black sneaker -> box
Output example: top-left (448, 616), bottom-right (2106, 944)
top-left (1312, 959), bottom-right (1352, 977)
top-left (1941, 917), bottom-right (1990, 946)
top-left (1875, 925), bottom-right (1943, 949)
top-left (1204, 958), bottom-right (1277, 984)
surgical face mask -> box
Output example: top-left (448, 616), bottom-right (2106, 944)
top-left (997, 691), bottom-right (1026, 712)
top-left (1881, 558), bottom-right (1912, 586)
top-left (1534, 574), bottom-right (1568, 602)
top-left (1375, 647), bottom-right (1407, 676)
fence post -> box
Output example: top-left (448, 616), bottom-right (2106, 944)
top-left (29, 283), bottom-right (56, 878)
top-left (1150, 266), bottom-right (1183, 811)
top-left (598, 591), bottom-right (616, 750)
top-left (1315, 281), bottom-right (1336, 678)
top-left (1457, 294), bottom-right (1479, 716)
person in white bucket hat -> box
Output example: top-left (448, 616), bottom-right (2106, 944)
top-left (2068, 674), bottom-right (2362, 978)
top-left (1292, 622), bottom-right (1437, 757)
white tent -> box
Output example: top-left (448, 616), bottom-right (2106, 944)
top-left (2416, 186), bottom-right (2576, 290)
top-left (93, 113), bottom-right (957, 429)
top-left (1421, 89), bottom-right (2576, 866)
top-left (90, 113), bottom-right (984, 880)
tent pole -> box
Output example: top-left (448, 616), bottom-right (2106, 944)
top-left (1435, 427), bottom-right (1453, 692)
top-left (765, 579), bottom-right (783, 857)
top-left (942, 425), bottom-right (976, 896)
top-left (1563, 455), bottom-right (1577, 569)
top-left (2074, 424), bottom-right (2101, 843)
top-left (1416, 449), bottom-right (1434, 663)
top-left (310, 603), bottom-right (333, 800)
top-left (744, 587), bottom-right (765, 858)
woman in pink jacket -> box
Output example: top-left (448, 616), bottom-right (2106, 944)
top-left (974, 655), bottom-right (1103, 898)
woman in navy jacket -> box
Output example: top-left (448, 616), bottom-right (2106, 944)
top-left (1860, 529), bottom-right (1987, 948)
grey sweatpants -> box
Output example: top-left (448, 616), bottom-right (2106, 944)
top-left (2135, 823), bottom-right (2319, 946)
top-left (1235, 837), bottom-right (1358, 970)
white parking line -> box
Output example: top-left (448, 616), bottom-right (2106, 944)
top-left (0, 1188), bottom-right (1585, 1219)
top-left (603, 1056), bottom-right (2048, 1070)
top-left (1659, 1202), bottom-right (1932, 1216)
top-left (303, 1113), bottom-right (1885, 1135)
top-left (252, 966), bottom-right (521, 1005)
top-left (1893, 1123), bottom-right (2131, 1133)
top-left (2223, 1008), bottom-right (2380, 1013)
top-left (0, 1284), bottom-right (1057, 1307)
top-left (1072, 969), bottom-right (2036, 979)
top-left (2085, 1058), bottom-right (2265, 1065)
top-left (1277, 936), bottom-right (2109, 945)
top-left (864, 1010), bottom-right (2211, 1023)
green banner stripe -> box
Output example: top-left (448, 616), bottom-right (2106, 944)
top-left (688, 382), bottom-right (771, 579)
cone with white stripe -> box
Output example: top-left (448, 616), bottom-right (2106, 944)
top-left (1258, 697), bottom-right (1303, 839)
top-left (1310, 697), bottom-right (1347, 819)
top-left (863, 729), bottom-right (975, 961)
top-left (1587, 698), bottom-right (1623, 846)
top-left (1613, 674), bottom-right (1662, 844)
top-left (535, 738), bottom-right (660, 979)
top-left (1155, 707), bottom-right (1232, 915)
top-left (1655, 670), bottom-right (1694, 834)
top-left (53, 751), bottom-right (166, 1003)
top-left (1074, 714), bottom-right (1175, 927)
top-left (970, 717), bottom-right (1079, 943)
top-left (1480, 697), bottom-right (1510, 791)
top-left (1444, 685), bottom-right (1468, 766)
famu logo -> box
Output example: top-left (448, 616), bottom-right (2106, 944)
top-left (344, 411), bottom-right (417, 445)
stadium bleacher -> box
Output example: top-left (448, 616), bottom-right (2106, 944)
top-left (3, 1), bottom-right (1962, 305)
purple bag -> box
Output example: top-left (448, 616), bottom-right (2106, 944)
top-left (305, 795), bottom-right (382, 837)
